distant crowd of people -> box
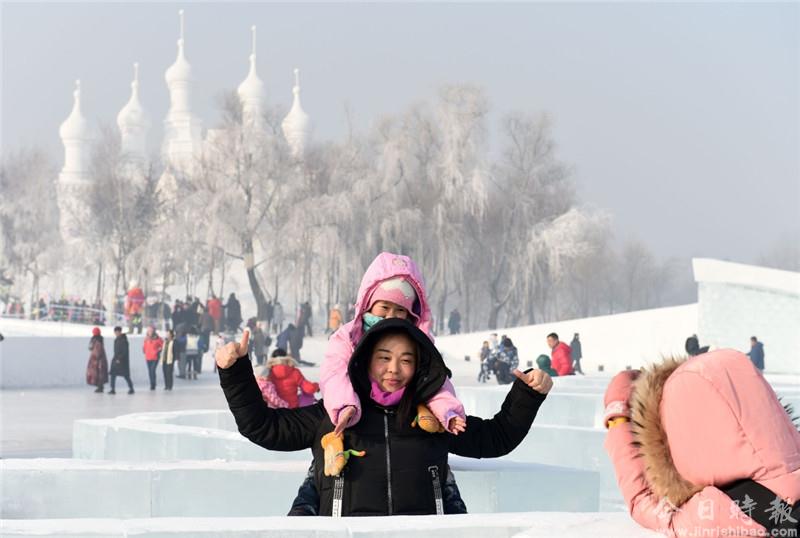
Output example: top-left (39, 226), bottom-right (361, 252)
top-left (1, 296), bottom-right (111, 325)
top-left (84, 286), bottom-right (326, 397)
top-left (477, 331), bottom-right (582, 384)
top-left (685, 333), bottom-right (766, 371)
top-left (473, 330), bottom-right (767, 384)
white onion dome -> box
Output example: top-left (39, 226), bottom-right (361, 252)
top-left (281, 68), bottom-right (311, 152)
top-left (117, 63), bottom-right (150, 131)
top-left (59, 80), bottom-right (90, 140)
top-left (165, 11), bottom-right (192, 85)
top-left (165, 38), bottom-right (192, 84)
top-left (237, 26), bottom-right (266, 104)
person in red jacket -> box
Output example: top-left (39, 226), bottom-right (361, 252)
top-left (143, 327), bottom-right (164, 390)
top-left (267, 348), bottom-right (319, 408)
top-left (547, 332), bottom-right (574, 376)
top-left (206, 295), bottom-right (223, 333)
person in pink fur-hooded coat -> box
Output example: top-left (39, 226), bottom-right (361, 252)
top-left (320, 252), bottom-right (466, 434)
top-left (604, 349), bottom-right (800, 537)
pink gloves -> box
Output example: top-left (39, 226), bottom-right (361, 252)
top-left (603, 370), bottom-right (640, 428)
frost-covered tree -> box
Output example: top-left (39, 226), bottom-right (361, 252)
top-left (0, 147), bottom-right (60, 306)
top-left (84, 126), bottom-right (161, 298)
top-left (195, 92), bottom-right (293, 319)
top-left (477, 112), bottom-right (573, 328)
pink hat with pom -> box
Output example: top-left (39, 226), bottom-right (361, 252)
top-left (367, 277), bottom-right (418, 320)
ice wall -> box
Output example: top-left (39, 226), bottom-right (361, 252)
top-left (1, 512), bottom-right (664, 538)
top-left (694, 258), bottom-right (800, 374)
top-left (0, 457), bottom-right (599, 519)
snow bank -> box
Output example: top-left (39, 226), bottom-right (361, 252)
top-left (438, 304), bottom-right (698, 377)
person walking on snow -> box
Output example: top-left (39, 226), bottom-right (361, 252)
top-left (225, 293), bottom-right (242, 333)
top-left (570, 333), bottom-right (584, 375)
top-left (160, 330), bottom-right (176, 390)
top-left (547, 332), bottom-right (574, 376)
top-left (273, 301), bottom-right (284, 333)
top-left (143, 327), bottom-right (164, 390)
top-left (747, 336), bottom-right (765, 371)
top-left (86, 327), bottom-right (108, 393)
top-left (109, 326), bottom-right (134, 394)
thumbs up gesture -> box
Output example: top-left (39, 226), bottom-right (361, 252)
top-left (512, 368), bottom-right (553, 394)
top-left (216, 330), bottom-right (250, 370)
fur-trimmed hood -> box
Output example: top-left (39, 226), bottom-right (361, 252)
top-left (630, 349), bottom-right (800, 507)
top-left (630, 357), bottom-right (703, 506)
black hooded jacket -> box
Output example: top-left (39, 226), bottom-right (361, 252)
top-left (219, 318), bottom-right (547, 516)
top-left (110, 333), bottom-right (130, 376)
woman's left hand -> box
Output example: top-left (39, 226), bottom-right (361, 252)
top-left (512, 368), bottom-right (553, 394)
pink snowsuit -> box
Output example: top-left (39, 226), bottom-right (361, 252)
top-left (256, 376), bottom-right (289, 409)
top-left (320, 252), bottom-right (466, 431)
top-left (605, 350), bottom-right (800, 536)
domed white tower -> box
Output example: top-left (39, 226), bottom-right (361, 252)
top-left (58, 79), bottom-right (92, 241)
top-left (237, 25), bottom-right (266, 130)
top-left (162, 9), bottom-right (202, 173)
top-left (117, 62), bottom-right (150, 160)
top-left (281, 68), bottom-right (311, 158)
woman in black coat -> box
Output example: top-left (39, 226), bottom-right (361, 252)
top-left (218, 318), bottom-right (551, 517)
top-left (109, 326), bottom-right (134, 394)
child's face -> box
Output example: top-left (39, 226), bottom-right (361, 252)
top-left (369, 300), bottom-right (409, 320)
top-left (369, 333), bottom-right (417, 393)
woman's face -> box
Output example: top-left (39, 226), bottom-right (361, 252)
top-left (368, 333), bottom-right (417, 393)
top-left (369, 300), bottom-right (409, 320)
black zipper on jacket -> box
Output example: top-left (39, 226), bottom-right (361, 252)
top-left (383, 412), bottom-right (393, 515)
top-left (332, 472), bottom-right (345, 518)
top-left (429, 465), bottom-right (444, 515)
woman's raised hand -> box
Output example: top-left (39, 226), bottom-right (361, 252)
top-left (512, 368), bottom-right (553, 394)
top-left (215, 330), bottom-right (250, 370)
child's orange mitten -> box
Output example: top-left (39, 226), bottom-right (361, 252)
top-left (410, 403), bottom-right (445, 433)
top-left (321, 432), bottom-right (365, 477)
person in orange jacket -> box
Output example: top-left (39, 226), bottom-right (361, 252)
top-left (328, 304), bottom-right (343, 335)
top-left (143, 327), bottom-right (164, 390)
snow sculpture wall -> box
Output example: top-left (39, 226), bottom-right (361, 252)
top-left (694, 258), bottom-right (800, 374)
top-left (0, 335), bottom-right (149, 389)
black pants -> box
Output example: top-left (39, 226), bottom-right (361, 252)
top-left (163, 362), bottom-right (174, 389)
top-left (185, 354), bottom-right (200, 376)
top-left (110, 374), bottom-right (133, 392)
top-left (146, 360), bottom-right (158, 389)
